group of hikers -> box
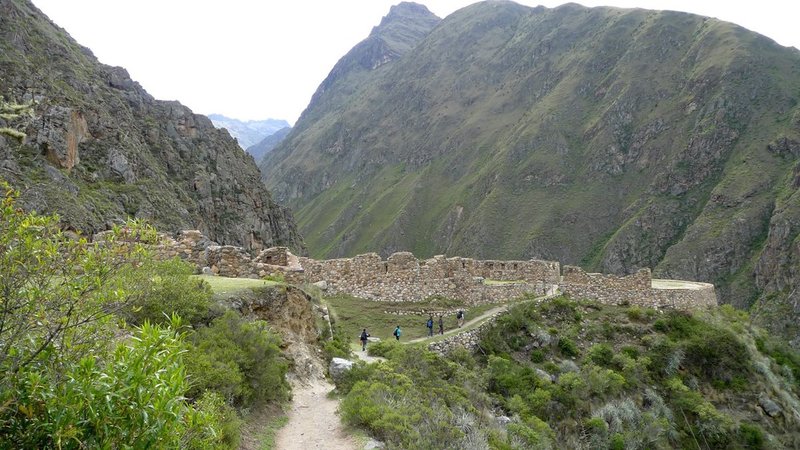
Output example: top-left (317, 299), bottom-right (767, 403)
top-left (359, 310), bottom-right (465, 351)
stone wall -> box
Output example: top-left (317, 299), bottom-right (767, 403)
top-left (109, 229), bottom-right (305, 282)
top-left (98, 229), bottom-right (716, 312)
top-left (299, 253), bottom-right (560, 305)
top-left (561, 266), bottom-right (717, 309)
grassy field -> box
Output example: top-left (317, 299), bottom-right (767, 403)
top-left (191, 275), bottom-right (278, 296)
top-left (325, 294), bottom-right (502, 343)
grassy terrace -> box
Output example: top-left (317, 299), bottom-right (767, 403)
top-left (191, 275), bottom-right (279, 297)
top-left (325, 293), bottom-right (504, 343)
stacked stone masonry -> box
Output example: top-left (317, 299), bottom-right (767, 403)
top-left (298, 252), bottom-right (560, 305)
top-left (101, 230), bottom-right (717, 311)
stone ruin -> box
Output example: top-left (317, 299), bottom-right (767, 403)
top-left (102, 229), bottom-right (717, 311)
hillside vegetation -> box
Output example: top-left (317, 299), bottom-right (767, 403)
top-left (262, 1), bottom-right (800, 341)
top-left (333, 296), bottom-right (800, 449)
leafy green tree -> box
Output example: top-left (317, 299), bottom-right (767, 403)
top-left (0, 182), bottom-right (156, 377)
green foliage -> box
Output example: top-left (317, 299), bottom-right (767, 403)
top-left (338, 345), bottom-right (490, 449)
top-left (185, 310), bottom-right (289, 408)
top-left (666, 377), bottom-right (736, 447)
top-left (0, 320), bottom-right (226, 449)
top-left (738, 422), bottom-right (767, 449)
top-left (557, 336), bottom-right (580, 357)
top-left (652, 310), bottom-right (751, 386)
top-left (587, 343), bottom-right (614, 367)
top-left (0, 184), bottom-right (156, 377)
top-left (530, 349), bottom-right (545, 363)
top-left (756, 334), bottom-right (800, 391)
top-left (121, 257), bottom-right (215, 326)
top-left (322, 323), bottom-right (351, 361)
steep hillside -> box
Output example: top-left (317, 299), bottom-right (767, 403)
top-left (208, 114), bottom-right (289, 151)
top-left (0, 0), bottom-right (304, 252)
top-left (262, 1), bottom-right (800, 338)
top-left (251, 126), bottom-right (291, 162)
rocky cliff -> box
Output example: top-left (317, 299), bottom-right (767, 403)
top-left (0, 0), bottom-right (305, 252)
top-left (262, 1), bottom-right (800, 342)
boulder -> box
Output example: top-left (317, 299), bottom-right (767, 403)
top-left (329, 357), bottom-right (354, 382)
top-left (201, 266), bottom-right (214, 275)
top-left (496, 415), bottom-right (512, 426)
top-left (313, 280), bottom-right (329, 290)
top-left (364, 439), bottom-right (386, 449)
top-left (759, 394), bottom-right (782, 417)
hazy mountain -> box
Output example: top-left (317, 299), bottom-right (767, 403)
top-left (251, 126), bottom-right (291, 162)
top-left (0, 0), bottom-right (305, 252)
top-left (262, 1), bottom-right (800, 339)
top-left (208, 114), bottom-right (289, 151)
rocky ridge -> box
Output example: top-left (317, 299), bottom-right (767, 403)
top-left (0, 0), bottom-right (304, 252)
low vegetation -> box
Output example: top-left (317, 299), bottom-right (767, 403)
top-left (333, 295), bottom-right (800, 449)
top-left (0, 184), bottom-right (290, 448)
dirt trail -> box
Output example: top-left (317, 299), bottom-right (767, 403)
top-left (406, 304), bottom-right (508, 344)
top-left (274, 378), bottom-right (358, 450)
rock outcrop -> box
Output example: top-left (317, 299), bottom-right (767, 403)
top-left (0, 0), bottom-right (305, 253)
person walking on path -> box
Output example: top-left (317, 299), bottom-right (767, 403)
top-left (457, 310), bottom-right (465, 328)
top-left (438, 315), bottom-right (444, 335)
top-left (393, 325), bottom-right (402, 341)
top-left (426, 315), bottom-right (434, 337)
top-left (360, 328), bottom-right (370, 352)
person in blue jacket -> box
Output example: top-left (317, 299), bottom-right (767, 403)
top-left (393, 325), bottom-right (402, 341)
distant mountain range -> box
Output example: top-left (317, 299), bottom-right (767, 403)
top-left (249, 126), bottom-right (292, 162)
top-left (208, 114), bottom-right (289, 152)
top-left (262, 1), bottom-right (800, 340)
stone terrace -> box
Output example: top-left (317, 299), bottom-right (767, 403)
top-left (109, 230), bottom-right (717, 311)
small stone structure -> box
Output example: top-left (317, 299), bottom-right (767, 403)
top-left (560, 266), bottom-right (717, 310)
top-left (103, 229), bottom-right (717, 311)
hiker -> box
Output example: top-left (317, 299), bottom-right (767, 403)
top-left (457, 310), bottom-right (465, 328)
top-left (360, 328), bottom-right (370, 351)
top-left (426, 315), bottom-right (434, 337)
top-left (393, 325), bottom-right (402, 341)
top-left (438, 315), bottom-right (444, 335)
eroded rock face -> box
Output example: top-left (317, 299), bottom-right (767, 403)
top-left (0, 0), bottom-right (305, 253)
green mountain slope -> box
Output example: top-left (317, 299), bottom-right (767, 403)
top-left (262, 1), bottom-right (800, 339)
top-left (0, 0), bottom-right (305, 252)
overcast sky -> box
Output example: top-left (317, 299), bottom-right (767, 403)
top-left (31, 0), bottom-right (800, 125)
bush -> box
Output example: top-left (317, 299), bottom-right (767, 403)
top-left (0, 320), bottom-right (223, 449)
top-left (738, 423), bottom-right (766, 449)
top-left (531, 349), bottom-right (546, 363)
top-left (558, 337), bottom-right (580, 357)
top-left (122, 257), bottom-right (214, 326)
top-left (322, 324), bottom-right (351, 361)
top-left (186, 310), bottom-right (289, 407)
top-left (587, 343), bottom-right (614, 367)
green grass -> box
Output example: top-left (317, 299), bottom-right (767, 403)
top-left (325, 293), bottom-right (502, 343)
top-left (191, 275), bottom-right (278, 296)
top-left (256, 414), bottom-right (288, 450)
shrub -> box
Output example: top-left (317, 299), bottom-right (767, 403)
top-left (322, 324), bottom-right (351, 361)
top-left (0, 320), bottom-right (222, 449)
top-left (531, 349), bottom-right (546, 363)
top-left (587, 343), bottom-right (614, 367)
top-left (738, 423), bottom-right (766, 449)
top-left (186, 310), bottom-right (289, 407)
top-left (121, 257), bottom-right (214, 326)
top-left (558, 337), bottom-right (580, 357)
